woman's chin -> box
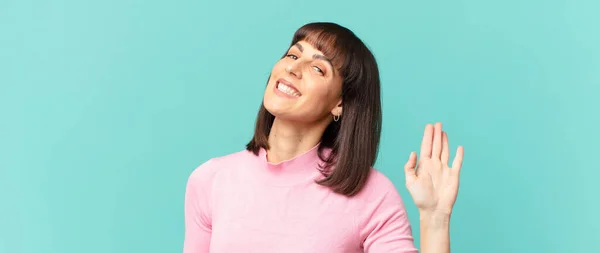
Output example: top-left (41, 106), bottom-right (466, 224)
top-left (264, 98), bottom-right (295, 114)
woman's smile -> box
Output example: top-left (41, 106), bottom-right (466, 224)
top-left (274, 78), bottom-right (301, 98)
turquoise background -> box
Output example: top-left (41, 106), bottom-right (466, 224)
top-left (1, 0), bottom-right (598, 252)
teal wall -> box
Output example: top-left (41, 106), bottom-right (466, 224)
top-left (1, 0), bottom-right (598, 252)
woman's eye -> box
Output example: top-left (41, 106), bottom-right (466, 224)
top-left (287, 54), bottom-right (298, 60)
top-left (313, 66), bottom-right (324, 74)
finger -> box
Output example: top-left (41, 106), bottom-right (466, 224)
top-left (432, 122), bottom-right (443, 159)
top-left (441, 131), bottom-right (449, 166)
top-left (404, 152), bottom-right (417, 182)
top-left (420, 124), bottom-right (434, 159)
top-left (451, 146), bottom-right (464, 175)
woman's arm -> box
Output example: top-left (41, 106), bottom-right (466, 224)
top-left (404, 123), bottom-right (464, 253)
top-left (183, 161), bottom-right (215, 253)
top-left (419, 211), bottom-right (451, 253)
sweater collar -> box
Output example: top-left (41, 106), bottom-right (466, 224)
top-left (253, 143), bottom-right (326, 185)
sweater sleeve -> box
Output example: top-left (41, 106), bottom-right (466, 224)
top-left (183, 160), bottom-right (215, 253)
top-left (360, 177), bottom-right (419, 253)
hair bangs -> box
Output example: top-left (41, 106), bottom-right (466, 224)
top-left (291, 26), bottom-right (349, 72)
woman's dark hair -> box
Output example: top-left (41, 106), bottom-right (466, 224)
top-left (246, 22), bottom-right (382, 197)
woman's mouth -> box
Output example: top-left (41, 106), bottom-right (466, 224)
top-left (276, 80), bottom-right (301, 97)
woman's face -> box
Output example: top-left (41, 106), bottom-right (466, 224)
top-left (263, 40), bottom-right (343, 123)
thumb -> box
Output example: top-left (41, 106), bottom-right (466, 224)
top-left (404, 152), bottom-right (417, 182)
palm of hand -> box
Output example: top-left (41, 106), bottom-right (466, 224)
top-left (404, 123), bottom-right (464, 215)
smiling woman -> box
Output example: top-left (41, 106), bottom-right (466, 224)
top-left (253, 23), bottom-right (383, 197)
top-left (183, 22), bottom-right (464, 253)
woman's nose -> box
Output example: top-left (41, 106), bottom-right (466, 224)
top-left (286, 62), bottom-right (303, 78)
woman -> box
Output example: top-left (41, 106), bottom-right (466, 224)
top-left (184, 22), bottom-right (464, 253)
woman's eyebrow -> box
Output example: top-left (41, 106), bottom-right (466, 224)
top-left (294, 43), bottom-right (303, 51)
top-left (313, 54), bottom-right (335, 73)
top-left (294, 42), bottom-right (336, 74)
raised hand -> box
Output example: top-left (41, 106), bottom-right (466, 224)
top-left (404, 122), bottom-right (464, 215)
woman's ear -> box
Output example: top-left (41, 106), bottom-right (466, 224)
top-left (331, 99), bottom-right (343, 117)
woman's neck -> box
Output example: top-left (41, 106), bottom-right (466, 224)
top-left (267, 117), bottom-right (328, 163)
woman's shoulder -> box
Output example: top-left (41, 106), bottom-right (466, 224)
top-left (187, 149), bottom-right (254, 183)
top-left (354, 168), bottom-right (403, 199)
top-left (367, 168), bottom-right (398, 189)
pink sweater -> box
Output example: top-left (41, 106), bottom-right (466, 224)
top-left (183, 144), bottom-right (418, 253)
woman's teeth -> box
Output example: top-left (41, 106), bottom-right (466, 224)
top-left (277, 83), bottom-right (301, 97)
